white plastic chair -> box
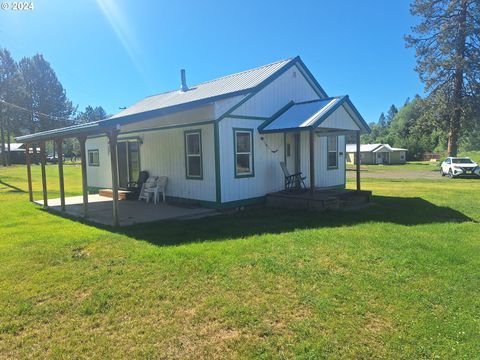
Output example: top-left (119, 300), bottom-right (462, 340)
top-left (151, 176), bottom-right (168, 204)
top-left (138, 176), bottom-right (158, 203)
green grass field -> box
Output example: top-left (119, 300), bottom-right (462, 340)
top-left (1, 163), bottom-right (479, 359)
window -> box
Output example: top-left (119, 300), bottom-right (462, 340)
top-left (327, 136), bottom-right (338, 169)
top-left (184, 130), bottom-right (202, 179)
top-left (88, 149), bottom-right (99, 166)
top-left (234, 129), bottom-right (254, 177)
top-left (400, 153), bottom-right (405, 160)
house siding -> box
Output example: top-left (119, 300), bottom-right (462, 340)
top-left (86, 124), bottom-right (216, 202)
top-left (231, 65), bottom-right (321, 118)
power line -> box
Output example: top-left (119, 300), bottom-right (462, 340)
top-left (0, 99), bottom-right (78, 124)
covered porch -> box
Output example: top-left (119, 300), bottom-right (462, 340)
top-left (259, 96), bottom-right (368, 194)
top-left (35, 194), bottom-right (216, 226)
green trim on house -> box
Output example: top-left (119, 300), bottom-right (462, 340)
top-left (226, 114), bottom-right (270, 121)
top-left (327, 135), bottom-right (339, 170)
top-left (87, 149), bottom-right (100, 166)
top-left (87, 120), bottom-right (215, 139)
top-left (184, 129), bottom-right (203, 180)
top-left (233, 128), bottom-right (255, 179)
top-left (317, 184), bottom-right (346, 190)
top-left (214, 121), bottom-right (222, 206)
top-left (166, 195), bottom-right (218, 209)
top-left (87, 186), bottom-right (103, 193)
top-left (283, 132), bottom-right (287, 164)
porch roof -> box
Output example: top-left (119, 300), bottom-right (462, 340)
top-left (258, 96), bottom-right (370, 134)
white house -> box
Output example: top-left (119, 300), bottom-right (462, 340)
top-left (17, 56), bottom-right (370, 218)
top-left (346, 143), bottom-right (407, 165)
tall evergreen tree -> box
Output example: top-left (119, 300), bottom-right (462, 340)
top-left (18, 54), bottom-right (75, 134)
top-left (378, 112), bottom-right (386, 127)
top-left (386, 104), bottom-right (398, 125)
top-left (405, 0), bottom-right (480, 156)
top-left (76, 105), bottom-right (107, 124)
top-left (0, 48), bottom-right (21, 166)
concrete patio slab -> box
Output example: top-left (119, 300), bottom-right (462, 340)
top-left (35, 195), bottom-right (217, 226)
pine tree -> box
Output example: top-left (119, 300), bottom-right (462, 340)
top-left (378, 112), bottom-right (386, 128)
top-left (386, 105), bottom-right (398, 125)
top-left (405, 0), bottom-right (480, 156)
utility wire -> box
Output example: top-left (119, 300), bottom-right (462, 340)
top-left (0, 99), bottom-right (78, 124)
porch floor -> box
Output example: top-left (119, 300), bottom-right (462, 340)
top-left (266, 188), bottom-right (372, 211)
top-left (34, 195), bottom-right (217, 226)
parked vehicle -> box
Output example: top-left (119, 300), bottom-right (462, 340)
top-left (440, 157), bottom-right (480, 178)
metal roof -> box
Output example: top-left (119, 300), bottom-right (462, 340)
top-left (346, 144), bottom-right (407, 153)
top-left (18, 57), bottom-right (306, 142)
top-left (260, 97), bottom-right (343, 133)
top-left (1, 143), bottom-right (24, 152)
top-left (259, 96), bottom-right (370, 134)
top-left (110, 58), bottom-right (293, 120)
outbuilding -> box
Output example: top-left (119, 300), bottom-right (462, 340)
top-left (346, 143), bottom-right (407, 165)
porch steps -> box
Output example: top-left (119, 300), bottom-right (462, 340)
top-left (99, 189), bottom-right (130, 200)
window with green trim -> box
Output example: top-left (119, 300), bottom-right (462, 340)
top-left (185, 131), bottom-right (202, 179)
top-left (327, 136), bottom-right (338, 169)
top-left (88, 149), bottom-right (99, 166)
top-left (234, 129), bottom-right (254, 177)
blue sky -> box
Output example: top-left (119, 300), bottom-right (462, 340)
top-left (0, 0), bottom-right (423, 123)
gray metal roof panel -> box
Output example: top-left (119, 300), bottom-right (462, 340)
top-left (260, 97), bottom-right (343, 132)
top-left (109, 58), bottom-right (293, 119)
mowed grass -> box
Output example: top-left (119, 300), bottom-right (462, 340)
top-left (0, 164), bottom-right (479, 359)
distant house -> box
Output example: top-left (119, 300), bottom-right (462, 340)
top-left (346, 143), bottom-right (407, 165)
top-left (0, 143), bottom-right (31, 164)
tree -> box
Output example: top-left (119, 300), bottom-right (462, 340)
top-left (386, 104), bottom-right (398, 125)
top-left (0, 48), bottom-right (22, 166)
top-left (378, 112), bottom-right (386, 127)
top-left (18, 54), bottom-right (75, 134)
top-left (76, 105), bottom-right (107, 124)
top-left (405, 0), bottom-right (480, 156)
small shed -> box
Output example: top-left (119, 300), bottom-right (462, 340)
top-left (0, 143), bottom-right (32, 164)
top-left (346, 143), bottom-right (407, 165)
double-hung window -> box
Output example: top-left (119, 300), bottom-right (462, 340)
top-left (327, 136), bottom-right (338, 169)
top-left (88, 149), bottom-right (99, 166)
top-left (185, 130), bottom-right (202, 179)
top-left (234, 129), bottom-right (254, 177)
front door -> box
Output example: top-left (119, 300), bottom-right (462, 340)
top-left (285, 132), bottom-right (300, 174)
top-left (117, 140), bottom-right (140, 189)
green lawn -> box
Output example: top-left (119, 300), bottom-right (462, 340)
top-left (1, 164), bottom-right (479, 359)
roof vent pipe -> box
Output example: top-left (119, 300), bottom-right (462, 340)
top-left (180, 69), bottom-right (188, 92)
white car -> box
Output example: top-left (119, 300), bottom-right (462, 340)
top-left (440, 157), bottom-right (480, 178)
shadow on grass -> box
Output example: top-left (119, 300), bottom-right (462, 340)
top-left (114, 195), bottom-right (473, 247)
top-left (0, 180), bottom-right (26, 193)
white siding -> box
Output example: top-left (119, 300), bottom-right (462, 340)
top-left (231, 65), bottom-right (320, 118)
top-left (214, 94), bottom-right (247, 119)
top-left (314, 135), bottom-right (346, 188)
top-left (318, 105), bottom-right (360, 131)
top-left (219, 118), bottom-right (285, 203)
top-left (86, 137), bottom-right (112, 189)
top-left (85, 124), bottom-right (216, 202)
top-left (132, 124), bottom-right (216, 202)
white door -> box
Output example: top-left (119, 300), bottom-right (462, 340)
top-left (285, 132), bottom-right (300, 174)
top-left (377, 152), bottom-right (383, 164)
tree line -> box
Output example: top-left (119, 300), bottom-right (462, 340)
top-left (0, 48), bottom-right (108, 165)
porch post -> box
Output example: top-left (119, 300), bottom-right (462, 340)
top-left (309, 129), bottom-right (315, 196)
top-left (25, 143), bottom-right (33, 202)
top-left (108, 130), bottom-right (120, 227)
top-left (356, 130), bottom-right (361, 191)
top-left (39, 141), bottom-right (48, 208)
top-left (56, 138), bottom-right (66, 211)
top-left (78, 135), bottom-right (89, 217)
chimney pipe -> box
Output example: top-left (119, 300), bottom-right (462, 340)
top-left (180, 69), bottom-right (188, 92)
